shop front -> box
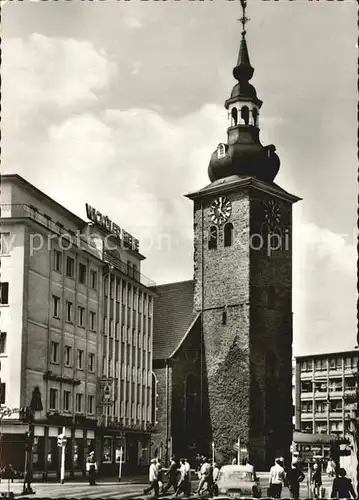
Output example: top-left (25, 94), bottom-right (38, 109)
top-left (33, 423), bottom-right (97, 480)
top-left (98, 428), bottom-right (150, 475)
top-left (0, 415), bottom-right (97, 480)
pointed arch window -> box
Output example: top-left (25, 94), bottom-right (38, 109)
top-left (241, 106), bottom-right (250, 125)
top-left (208, 226), bottom-right (218, 250)
top-left (231, 107), bottom-right (238, 126)
top-left (224, 222), bottom-right (233, 247)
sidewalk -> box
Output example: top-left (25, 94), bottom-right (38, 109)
top-left (1, 475), bottom-right (148, 486)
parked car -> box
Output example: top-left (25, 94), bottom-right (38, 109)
top-left (214, 465), bottom-right (261, 498)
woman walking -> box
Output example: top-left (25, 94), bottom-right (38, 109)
top-left (86, 451), bottom-right (98, 486)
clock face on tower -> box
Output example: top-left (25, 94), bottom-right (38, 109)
top-left (210, 196), bottom-right (232, 226)
top-left (263, 200), bottom-right (281, 230)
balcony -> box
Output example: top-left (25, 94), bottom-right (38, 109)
top-left (300, 371), bottom-right (313, 380)
top-left (1, 203), bottom-right (101, 259)
top-left (104, 251), bottom-right (155, 288)
top-left (344, 387), bottom-right (356, 395)
top-left (314, 411), bottom-right (328, 419)
top-left (329, 389), bottom-right (343, 398)
top-left (301, 391), bottom-right (313, 399)
top-left (314, 391), bottom-right (328, 399)
top-left (301, 412), bottom-right (313, 420)
top-left (329, 411), bottom-right (343, 419)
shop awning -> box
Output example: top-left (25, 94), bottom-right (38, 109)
top-left (293, 431), bottom-right (338, 445)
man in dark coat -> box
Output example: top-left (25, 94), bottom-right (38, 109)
top-left (331, 468), bottom-right (356, 499)
top-left (287, 462), bottom-right (305, 500)
top-left (163, 457), bottom-right (178, 494)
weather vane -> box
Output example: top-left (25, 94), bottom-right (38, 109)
top-left (238, 0), bottom-right (250, 36)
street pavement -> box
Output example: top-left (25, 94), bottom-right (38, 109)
top-left (0, 480), bottom-right (147, 499)
top-left (0, 472), bottom-right (335, 499)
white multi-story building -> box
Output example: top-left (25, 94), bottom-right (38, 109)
top-left (0, 174), bottom-right (155, 477)
top-left (294, 349), bottom-right (358, 458)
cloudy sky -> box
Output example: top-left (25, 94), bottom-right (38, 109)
top-left (2, 0), bottom-right (357, 356)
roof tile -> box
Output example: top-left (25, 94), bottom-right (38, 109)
top-left (150, 280), bottom-right (194, 361)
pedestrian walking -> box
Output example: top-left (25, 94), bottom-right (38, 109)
top-left (268, 458), bottom-right (286, 499)
top-left (232, 458), bottom-right (237, 465)
top-left (163, 457), bottom-right (178, 494)
top-left (213, 462), bottom-right (220, 496)
top-left (175, 459), bottom-right (187, 496)
top-left (326, 460), bottom-right (335, 478)
top-left (330, 468), bottom-right (356, 499)
top-left (286, 462), bottom-right (305, 500)
top-left (194, 453), bottom-right (202, 476)
top-left (312, 461), bottom-right (322, 498)
top-left (184, 458), bottom-right (191, 496)
top-left (206, 460), bottom-right (214, 497)
top-left (86, 451), bottom-right (98, 486)
top-left (157, 458), bottom-right (164, 494)
top-left (144, 458), bottom-right (160, 498)
top-left (197, 457), bottom-right (210, 495)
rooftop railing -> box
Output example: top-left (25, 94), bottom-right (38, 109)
top-left (1, 204), bottom-right (156, 288)
top-left (103, 251), bottom-right (155, 287)
top-left (1, 203), bottom-right (101, 259)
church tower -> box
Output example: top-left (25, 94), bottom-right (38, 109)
top-left (185, 1), bottom-right (301, 468)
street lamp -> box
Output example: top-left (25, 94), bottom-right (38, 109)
top-left (22, 406), bottom-right (41, 495)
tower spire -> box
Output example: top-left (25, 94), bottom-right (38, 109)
top-left (207, 0), bottom-right (281, 184)
top-left (239, 0), bottom-right (250, 37)
top-left (233, 0), bottom-right (254, 82)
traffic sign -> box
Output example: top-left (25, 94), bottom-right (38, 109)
top-left (103, 385), bottom-right (111, 401)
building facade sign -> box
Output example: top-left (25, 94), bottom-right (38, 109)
top-left (85, 204), bottom-right (140, 253)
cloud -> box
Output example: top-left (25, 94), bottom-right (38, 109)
top-left (124, 18), bottom-right (143, 30)
top-left (2, 30), bottom-right (355, 355)
top-left (2, 34), bottom-right (116, 133)
top-left (293, 212), bottom-right (356, 355)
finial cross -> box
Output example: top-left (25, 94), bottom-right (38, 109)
top-left (238, 0), bottom-right (250, 36)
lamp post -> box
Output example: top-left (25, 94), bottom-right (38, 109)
top-left (22, 406), bottom-right (34, 495)
top-left (22, 406), bottom-right (41, 495)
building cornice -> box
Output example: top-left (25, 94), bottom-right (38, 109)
top-left (185, 176), bottom-right (301, 204)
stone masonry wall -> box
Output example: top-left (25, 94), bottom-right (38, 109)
top-left (193, 190), bottom-right (251, 463)
top-left (249, 195), bottom-right (294, 467)
top-left (192, 186), bottom-right (296, 467)
top-left (152, 367), bottom-right (169, 460)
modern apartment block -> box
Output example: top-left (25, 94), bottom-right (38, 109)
top-left (0, 174), bottom-right (155, 477)
top-left (294, 349), bottom-right (358, 455)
